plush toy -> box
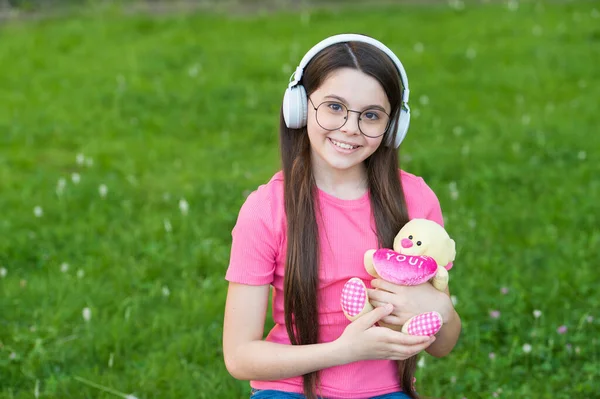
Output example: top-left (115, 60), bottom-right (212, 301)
top-left (340, 218), bottom-right (456, 336)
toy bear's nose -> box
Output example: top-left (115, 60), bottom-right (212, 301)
top-left (401, 238), bottom-right (413, 248)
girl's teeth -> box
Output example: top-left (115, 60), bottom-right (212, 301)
top-left (331, 139), bottom-right (357, 150)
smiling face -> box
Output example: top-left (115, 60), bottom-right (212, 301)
top-left (306, 67), bottom-right (391, 179)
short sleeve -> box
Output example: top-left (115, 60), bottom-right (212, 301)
top-left (225, 188), bottom-right (278, 285)
top-left (418, 177), bottom-right (445, 227)
top-left (418, 177), bottom-right (454, 271)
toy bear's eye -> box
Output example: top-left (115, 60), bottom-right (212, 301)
top-left (408, 235), bottom-right (413, 240)
top-left (416, 241), bottom-right (422, 246)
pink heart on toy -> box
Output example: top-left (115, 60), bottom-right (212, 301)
top-left (372, 249), bottom-right (438, 286)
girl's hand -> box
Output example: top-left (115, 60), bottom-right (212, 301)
top-left (336, 304), bottom-right (436, 362)
top-left (367, 279), bottom-right (455, 327)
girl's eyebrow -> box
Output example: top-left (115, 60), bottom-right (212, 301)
top-left (323, 94), bottom-right (388, 113)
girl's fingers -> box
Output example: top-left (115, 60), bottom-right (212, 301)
top-left (378, 315), bottom-right (404, 325)
top-left (383, 330), bottom-right (434, 345)
top-left (369, 299), bottom-right (388, 308)
top-left (367, 289), bottom-right (397, 304)
top-left (388, 339), bottom-right (435, 359)
top-left (371, 279), bottom-right (403, 293)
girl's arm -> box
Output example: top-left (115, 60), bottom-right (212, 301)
top-left (223, 282), bottom-right (437, 381)
top-left (423, 286), bottom-right (461, 357)
top-left (367, 280), bottom-right (461, 358)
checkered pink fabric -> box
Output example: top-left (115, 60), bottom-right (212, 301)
top-left (405, 311), bottom-right (443, 336)
top-left (341, 278), bottom-right (367, 317)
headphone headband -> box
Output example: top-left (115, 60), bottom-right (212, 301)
top-left (288, 34), bottom-right (410, 105)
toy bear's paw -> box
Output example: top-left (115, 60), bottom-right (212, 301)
top-left (341, 278), bottom-right (368, 318)
top-left (402, 311), bottom-right (443, 336)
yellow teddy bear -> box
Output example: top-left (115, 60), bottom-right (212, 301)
top-left (341, 218), bottom-right (456, 336)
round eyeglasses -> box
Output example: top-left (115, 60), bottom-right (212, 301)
top-left (309, 97), bottom-right (391, 138)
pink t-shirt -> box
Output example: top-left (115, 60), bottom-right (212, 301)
top-left (226, 170), bottom-right (449, 398)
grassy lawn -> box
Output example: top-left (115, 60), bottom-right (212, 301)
top-left (1, 1), bottom-right (599, 398)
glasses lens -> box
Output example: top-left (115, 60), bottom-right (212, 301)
top-left (316, 101), bottom-right (347, 131)
top-left (359, 109), bottom-right (390, 138)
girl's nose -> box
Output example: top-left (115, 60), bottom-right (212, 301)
top-left (340, 112), bottom-right (361, 135)
top-left (401, 238), bottom-right (413, 248)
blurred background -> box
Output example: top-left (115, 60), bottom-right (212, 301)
top-left (1, 0), bottom-right (599, 398)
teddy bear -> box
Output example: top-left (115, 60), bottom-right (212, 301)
top-left (340, 218), bottom-right (456, 336)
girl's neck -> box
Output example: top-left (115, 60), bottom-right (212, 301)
top-left (312, 163), bottom-right (368, 201)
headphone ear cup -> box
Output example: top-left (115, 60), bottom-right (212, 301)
top-left (388, 108), bottom-right (410, 148)
top-left (283, 85), bottom-right (308, 129)
top-left (395, 108), bottom-right (411, 148)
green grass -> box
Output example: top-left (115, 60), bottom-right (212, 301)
top-left (1, 1), bottom-right (599, 398)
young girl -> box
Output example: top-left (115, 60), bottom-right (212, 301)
top-left (223, 34), bottom-right (461, 399)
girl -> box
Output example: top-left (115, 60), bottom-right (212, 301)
top-left (223, 34), bottom-right (461, 399)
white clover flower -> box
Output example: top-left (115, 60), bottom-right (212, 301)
top-left (0, 267), bottom-right (6, 278)
top-left (33, 206), bottom-right (43, 218)
top-left (99, 184), bottom-right (108, 198)
top-left (419, 95), bottom-right (429, 106)
top-left (300, 12), bottom-right (310, 26)
top-left (413, 42), bottom-right (424, 53)
top-left (56, 178), bottom-right (67, 195)
top-left (60, 263), bottom-right (69, 273)
top-left (281, 64), bottom-right (292, 74)
top-left (108, 353), bottom-right (114, 368)
top-left (77, 269), bottom-right (85, 279)
top-left (521, 114), bottom-right (531, 125)
top-left (507, 0), bottom-right (518, 11)
top-left (9, 352), bottom-right (16, 360)
top-left (76, 153), bottom-right (85, 165)
top-left (71, 173), bottom-right (81, 184)
top-left (127, 175), bottom-right (138, 186)
top-left (578, 151), bottom-right (586, 160)
top-left (453, 126), bottom-right (463, 136)
top-left (533, 309), bottom-right (542, 318)
top-left (179, 198), bottom-right (189, 215)
top-left (82, 307), bottom-right (92, 322)
top-left (461, 144), bottom-right (470, 156)
top-left (448, 0), bottom-right (464, 10)
top-left (417, 356), bottom-right (426, 368)
top-left (164, 219), bottom-right (172, 233)
top-left (449, 181), bottom-right (459, 200)
top-left (162, 286), bottom-right (171, 297)
top-left (188, 64), bottom-right (200, 77)
top-left (466, 48), bottom-right (477, 59)
top-left (522, 343), bottom-right (532, 353)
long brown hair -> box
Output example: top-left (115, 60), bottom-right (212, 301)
top-left (280, 40), bottom-right (417, 398)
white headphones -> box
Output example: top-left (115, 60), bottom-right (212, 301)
top-left (282, 34), bottom-right (411, 148)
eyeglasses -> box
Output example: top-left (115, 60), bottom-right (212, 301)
top-left (308, 97), bottom-right (391, 138)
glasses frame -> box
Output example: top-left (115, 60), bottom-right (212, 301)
top-left (308, 97), bottom-right (391, 138)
